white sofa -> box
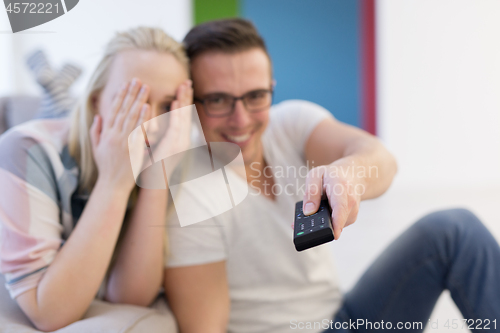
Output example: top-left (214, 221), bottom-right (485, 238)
top-left (0, 274), bottom-right (178, 333)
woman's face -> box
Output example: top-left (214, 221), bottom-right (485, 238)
top-left (97, 49), bottom-right (188, 123)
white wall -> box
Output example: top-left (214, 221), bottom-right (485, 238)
top-left (377, 0), bottom-right (500, 190)
top-left (0, 32), bottom-right (14, 95)
top-left (0, 0), bottom-right (192, 96)
top-left (368, 2), bottom-right (500, 330)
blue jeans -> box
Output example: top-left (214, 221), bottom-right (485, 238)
top-left (323, 209), bottom-right (500, 332)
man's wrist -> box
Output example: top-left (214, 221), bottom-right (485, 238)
top-left (328, 156), bottom-right (369, 188)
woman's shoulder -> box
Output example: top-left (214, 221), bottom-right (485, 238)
top-left (0, 118), bottom-right (74, 178)
top-left (0, 117), bottom-right (71, 151)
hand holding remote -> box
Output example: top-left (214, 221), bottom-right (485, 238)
top-left (293, 199), bottom-right (334, 251)
top-left (302, 164), bottom-right (362, 240)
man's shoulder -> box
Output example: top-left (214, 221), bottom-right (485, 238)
top-left (264, 99), bottom-right (332, 145)
top-left (270, 99), bottom-right (325, 114)
top-left (269, 99), bottom-right (332, 125)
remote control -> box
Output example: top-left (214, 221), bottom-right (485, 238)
top-left (293, 200), bottom-right (334, 251)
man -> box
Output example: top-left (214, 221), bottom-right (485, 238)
top-left (164, 19), bottom-right (500, 333)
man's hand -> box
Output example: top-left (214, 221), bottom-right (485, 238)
top-left (302, 160), bottom-right (363, 240)
top-left (301, 116), bottom-right (398, 240)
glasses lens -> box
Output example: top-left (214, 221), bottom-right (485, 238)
top-left (244, 90), bottom-right (272, 111)
top-left (205, 94), bottom-right (233, 115)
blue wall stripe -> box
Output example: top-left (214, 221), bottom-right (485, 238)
top-left (242, 0), bottom-right (362, 127)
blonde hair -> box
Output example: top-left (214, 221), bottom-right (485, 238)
top-left (69, 26), bottom-right (188, 192)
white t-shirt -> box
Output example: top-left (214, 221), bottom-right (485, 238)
top-left (166, 100), bottom-right (342, 333)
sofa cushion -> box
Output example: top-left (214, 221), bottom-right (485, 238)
top-left (0, 97), bottom-right (9, 135)
top-left (0, 274), bottom-right (178, 333)
top-left (4, 96), bottom-right (41, 129)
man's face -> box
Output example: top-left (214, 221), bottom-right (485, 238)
top-left (191, 48), bottom-right (272, 165)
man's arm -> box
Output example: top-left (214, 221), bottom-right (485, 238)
top-left (164, 261), bottom-right (230, 333)
top-left (302, 117), bottom-right (398, 239)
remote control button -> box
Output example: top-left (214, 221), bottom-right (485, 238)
top-left (311, 219), bottom-right (315, 227)
top-left (321, 217), bottom-right (325, 224)
top-left (320, 225), bottom-right (325, 228)
top-left (300, 223), bottom-right (305, 231)
top-left (296, 231), bottom-right (304, 236)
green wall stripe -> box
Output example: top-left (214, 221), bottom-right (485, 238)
top-left (194, 0), bottom-right (240, 25)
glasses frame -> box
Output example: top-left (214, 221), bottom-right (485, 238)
top-left (194, 89), bottom-right (274, 118)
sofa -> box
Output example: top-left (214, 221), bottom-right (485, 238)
top-left (0, 95), bottom-right (178, 332)
top-left (0, 275), bottom-right (178, 333)
top-left (0, 96), bottom-right (41, 135)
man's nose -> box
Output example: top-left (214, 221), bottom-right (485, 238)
top-left (228, 99), bottom-right (251, 127)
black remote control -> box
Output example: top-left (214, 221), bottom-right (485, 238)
top-left (293, 200), bottom-right (334, 251)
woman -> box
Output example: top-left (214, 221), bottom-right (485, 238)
top-left (0, 27), bottom-right (192, 331)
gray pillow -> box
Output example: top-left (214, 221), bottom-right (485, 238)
top-left (5, 95), bottom-right (41, 129)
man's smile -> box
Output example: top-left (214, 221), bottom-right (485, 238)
top-left (221, 131), bottom-right (254, 147)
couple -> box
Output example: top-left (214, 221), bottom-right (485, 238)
top-left (0, 19), bottom-right (499, 333)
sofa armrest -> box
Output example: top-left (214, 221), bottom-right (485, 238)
top-left (0, 97), bottom-right (8, 136)
top-left (5, 95), bottom-right (41, 129)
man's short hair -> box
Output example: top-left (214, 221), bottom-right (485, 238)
top-left (183, 18), bottom-right (269, 60)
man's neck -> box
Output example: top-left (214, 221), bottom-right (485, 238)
top-left (245, 154), bottom-right (266, 182)
top-left (244, 147), bottom-right (275, 200)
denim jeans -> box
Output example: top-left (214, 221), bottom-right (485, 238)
top-left (323, 209), bottom-right (500, 332)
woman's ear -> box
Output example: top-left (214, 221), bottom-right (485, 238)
top-left (91, 94), bottom-right (100, 112)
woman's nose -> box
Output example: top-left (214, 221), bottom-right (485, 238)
top-left (144, 104), bottom-right (161, 133)
top-left (150, 104), bottom-right (161, 119)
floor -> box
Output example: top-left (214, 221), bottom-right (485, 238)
top-left (331, 184), bottom-right (500, 333)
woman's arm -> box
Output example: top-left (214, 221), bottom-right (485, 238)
top-left (105, 187), bottom-right (168, 306)
top-left (15, 180), bottom-right (130, 332)
top-left (105, 80), bottom-right (193, 306)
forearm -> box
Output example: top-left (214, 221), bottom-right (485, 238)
top-left (164, 263), bottom-right (230, 333)
top-left (106, 188), bottom-right (167, 306)
top-left (334, 137), bottom-right (397, 200)
top-left (17, 179), bottom-right (130, 331)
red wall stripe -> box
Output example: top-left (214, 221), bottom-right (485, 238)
top-left (361, 0), bottom-right (377, 135)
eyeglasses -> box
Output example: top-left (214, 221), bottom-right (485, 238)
top-left (194, 89), bottom-right (273, 117)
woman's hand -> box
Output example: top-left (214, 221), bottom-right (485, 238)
top-left (165, 80), bottom-right (193, 173)
top-left (147, 80), bottom-right (193, 178)
top-left (170, 79), bottom-right (193, 111)
top-left (105, 80), bottom-right (193, 305)
top-left (90, 78), bottom-right (151, 192)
